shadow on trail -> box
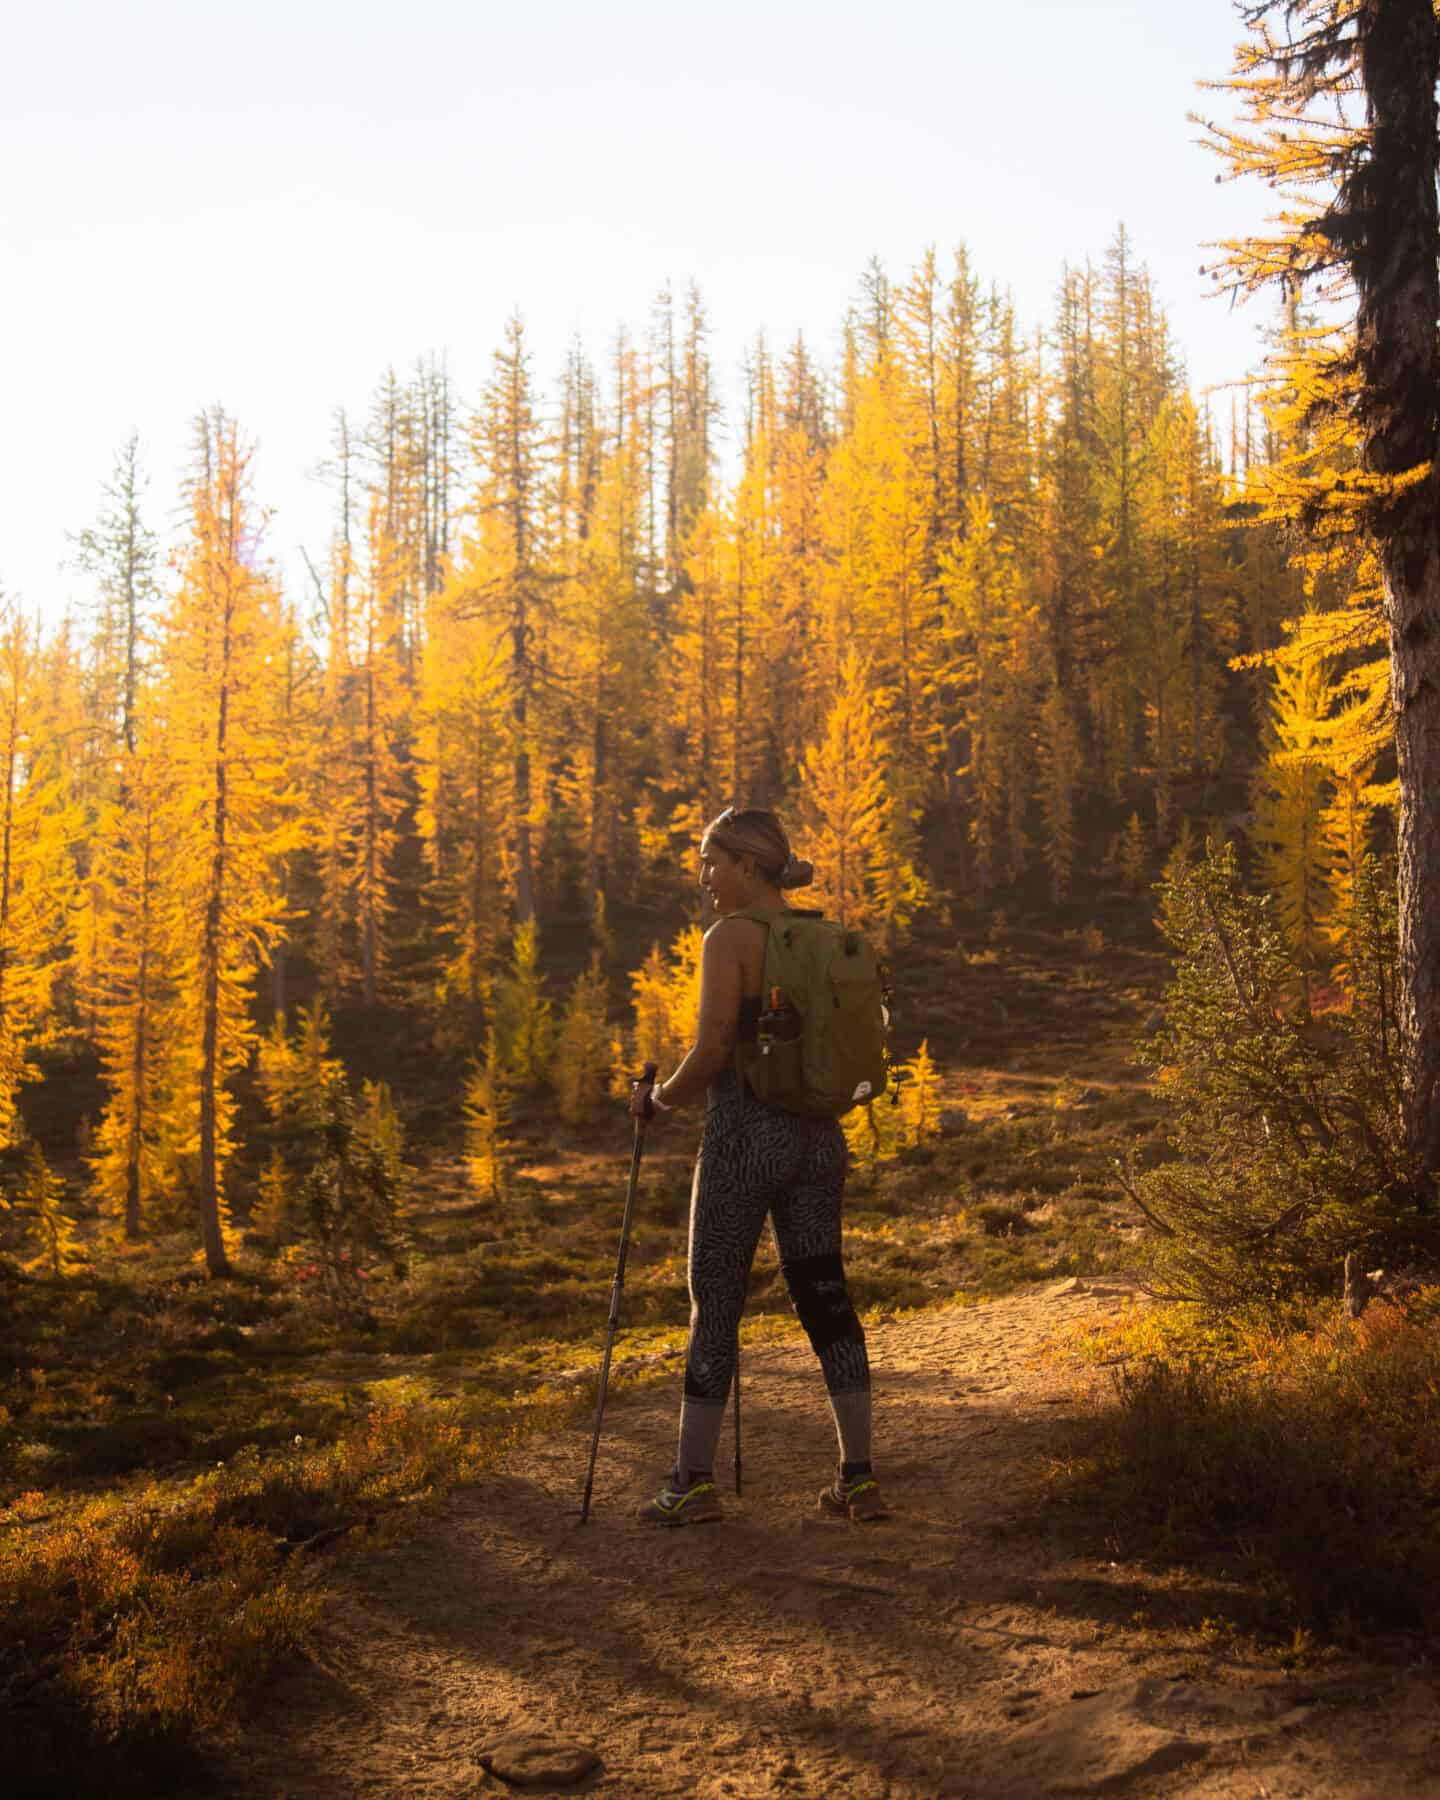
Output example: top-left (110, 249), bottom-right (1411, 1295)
top-left (198, 1323), bottom-right (1350, 1799)
top-left (195, 1364), bottom-right (1137, 1796)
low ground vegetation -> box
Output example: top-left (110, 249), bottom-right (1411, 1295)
top-left (1045, 845), bottom-right (1440, 1649)
top-left (1129, 845), bottom-right (1435, 1309)
top-left (0, 922), bottom-right (1162, 1794)
top-left (1056, 1289), bottom-right (1440, 1642)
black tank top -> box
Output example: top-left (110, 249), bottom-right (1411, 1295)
top-left (710, 999), bottom-right (762, 1108)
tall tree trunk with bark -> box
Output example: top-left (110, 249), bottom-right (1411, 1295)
top-left (1356, 0), bottom-right (1440, 1182)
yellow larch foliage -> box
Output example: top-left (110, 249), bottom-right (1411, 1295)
top-left (255, 1003), bottom-right (346, 1127)
top-left (625, 927), bottom-right (703, 1079)
top-left (161, 411), bottom-right (304, 1276)
top-left (17, 1144), bottom-right (85, 1279)
top-left (553, 956), bottom-right (613, 1125)
top-left (459, 311), bottom-right (549, 925)
top-left (314, 535), bottom-right (356, 1001)
top-left (898, 1039), bottom-right (942, 1150)
top-left (0, 609), bottom-right (77, 1152)
top-left (1135, 396), bottom-right (1235, 841)
top-left (1114, 812), bottom-right (1149, 889)
top-left (730, 377), bottom-right (779, 801)
top-left (829, 353), bottom-right (941, 805)
top-left (938, 494), bottom-right (1036, 890)
top-left (797, 651), bottom-right (893, 931)
top-left (1321, 747), bottom-right (1382, 995)
top-left (556, 434), bottom-right (654, 903)
top-left (766, 338), bottom-right (829, 762)
top-left (492, 919), bottom-right (554, 1091)
top-left (348, 500), bottom-right (411, 1005)
top-left (1252, 645), bottom-right (1336, 973)
top-left (670, 502), bottom-right (733, 824)
top-left (88, 739), bottom-right (179, 1241)
top-left (843, 1096), bottom-right (904, 1184)
top-left (415, 590), bottom-right (510, 1022)
top-left (1037, 683), bottom-right (1081, 901)
top-left (463, 1027), bottom-right (512, 1205)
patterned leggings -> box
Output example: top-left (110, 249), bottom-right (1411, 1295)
top-left (683, 1076), bottom-right (870, 1406)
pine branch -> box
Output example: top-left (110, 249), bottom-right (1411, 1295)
top-left (1112, 1160), bottom-right (1177, 1237)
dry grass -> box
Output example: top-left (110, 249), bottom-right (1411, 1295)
top-left (1052, 1292), bottom-right (1440, 1641)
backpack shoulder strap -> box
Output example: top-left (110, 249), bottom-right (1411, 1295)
top-left (723, 904), bottom-right (826, 928)
top-left (725, 903), bottom-right (785, 927)
top-left (717, 907), bottom-right (789, 1123)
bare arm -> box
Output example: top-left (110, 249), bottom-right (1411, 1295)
top-left (653, 923), bottom-right (744, 1110)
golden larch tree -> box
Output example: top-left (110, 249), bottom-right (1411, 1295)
top-left (88, 736), bottom-right (179, 1240)
top-left (162, 412), bottom-right (301, 1276)
top-left (0, 609), bottom-right (76, 1151)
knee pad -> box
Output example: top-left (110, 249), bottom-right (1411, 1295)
top-left (782, 1252), bottom-right (864, 1353)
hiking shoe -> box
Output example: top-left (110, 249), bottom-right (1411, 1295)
top-left (819, 1473), bottom-right (889, 1522)
top-left (636, 1477), bottom-right (724, 1526)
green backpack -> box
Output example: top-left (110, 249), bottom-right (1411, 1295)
top-left (732, 906), bottom-right (890, 1118)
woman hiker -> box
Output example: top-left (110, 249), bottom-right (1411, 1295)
top-left (629, 806), bottom-right (886, 1526)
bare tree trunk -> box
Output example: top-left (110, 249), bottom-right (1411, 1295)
top-left (732, 529), bottom-right (745, 803)
top-left (125, 833), bottom-right (153, 1243)
top-left (586, 697), bottom-right (606, 901)
top-left (1359, 0), bottom-right (1440, 1184)
top-left (199, 822), bottom-right (230, 1276)
top-left (512, 655), bottom-right (536, 927)
top-left (362, 657), bottom-right (379, 1008)
top-left (198, 439), bottom-right (237, 1280)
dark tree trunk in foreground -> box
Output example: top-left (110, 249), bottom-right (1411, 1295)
top-left (1354, 0), bottom-right (1440, 1183)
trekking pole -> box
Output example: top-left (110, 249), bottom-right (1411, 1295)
top-left (579, 1062), bottom-right (658, 1525)
top-left (733, 1332), bottom-right (743, 1496)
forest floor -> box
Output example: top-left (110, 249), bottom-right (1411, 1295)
top-left (9, 911), bottom-right (1439, 1794)
top-left (200, 1276), bottom-right (1440, 1799)
top-left (189, 915), bottom-right (1438, 1800)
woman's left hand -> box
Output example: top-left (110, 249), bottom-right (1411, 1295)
top-left (630, 1077), bottom-right (665, 1122)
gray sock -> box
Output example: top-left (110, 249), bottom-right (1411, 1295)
top-left (676, 1397), bottom-right (727, 1486)
top-left (828, 1386), bottom-right (872, 1467)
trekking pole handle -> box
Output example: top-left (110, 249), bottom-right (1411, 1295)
top-left (634, 1061), bottom-right (660, 1126)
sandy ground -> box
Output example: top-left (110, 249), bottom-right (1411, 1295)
top-left (203, 1279), bottom-right (1440, 1798)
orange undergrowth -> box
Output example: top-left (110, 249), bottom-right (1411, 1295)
top-left (1053, 1291), bottom-right (1440, 1639)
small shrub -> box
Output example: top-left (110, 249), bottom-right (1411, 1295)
top-left (553, 956), bottom-right (613, 1125)
top-left (844, 1095), bottom-right (905, 1185)
top-left (1127, 845), bottom-right (1432, 1311)
top-left (464, 1028), bottom-right (512, 1204)
top-left (974, 1202), bottom-right (1030, 1237)
top-left (492, 920), bottom-right (555, 1091)
top-left (14, 1144), bottom-right (85, 1278)
top-left (896, 1039), bottom-right (942, 1149)
top-left (620, 928), bottom-right (703, 1081)
top-left (0, 1382), bottom-right (581, 1794)
top-left (255, 1006), bottom-right (411, 1300)
top-left (1061, 1294), bottom-right (1440, 1635)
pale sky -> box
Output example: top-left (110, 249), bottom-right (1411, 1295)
top-left (3, 0), bottom-right (1276, 620)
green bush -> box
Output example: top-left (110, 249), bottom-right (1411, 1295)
top-left (254, 1007), bottom-right (411, 1303)
top-left (1128, 845), bottom-right (1433, 1311)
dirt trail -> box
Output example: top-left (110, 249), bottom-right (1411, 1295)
top-left (206, 1281), bottom-right (1438, 1798)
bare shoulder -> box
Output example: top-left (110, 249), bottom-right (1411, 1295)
top-left (703, 916), bottom-right (768, 953)
top-left (703, 915), bottom-right (768, 990)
